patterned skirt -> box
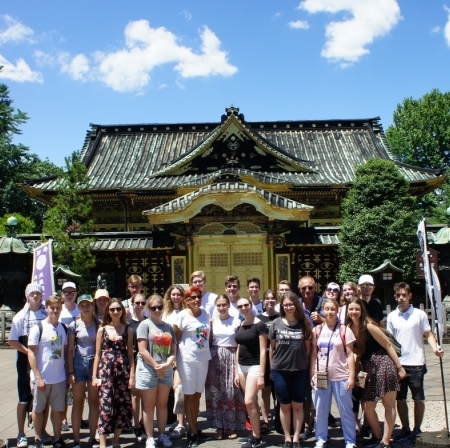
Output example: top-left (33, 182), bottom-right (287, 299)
top-left (361, 349), bottom-right (400, 402)
top-left (205, 345), bottom-right (246, 431)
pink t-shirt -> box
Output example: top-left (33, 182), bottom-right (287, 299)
top-left (315, 324), bottom-right (355, 381)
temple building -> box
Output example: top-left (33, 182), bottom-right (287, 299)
top-left (21, 106), bottom-right (445, 300)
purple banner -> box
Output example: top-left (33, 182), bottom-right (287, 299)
top-left (32, 240), bottom-right (55, 302)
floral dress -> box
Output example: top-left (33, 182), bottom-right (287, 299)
top-left (97, 326), bottom-right (132, 434)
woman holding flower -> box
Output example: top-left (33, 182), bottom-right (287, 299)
top-left (173, 286), bottom-right (211, 448)
top-left (136, 295), bottom-right (176, 448)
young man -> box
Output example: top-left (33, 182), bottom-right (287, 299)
top-left (8, 283), bottom-right (48, 448)
top-left (275, 280), bottom-right (291, 312)
top-left (247, 277), bottom-right (263, 314)
top-left (28, 295), bottom-right (68, 448)
top-left (387, 282), bottom-right (444, 440)
top-left (358, 274), bottom-right (384, 325)
top-left (59, 282), bottom-right (80, 325)
top-left (190, 270), bottom-right (217, 318)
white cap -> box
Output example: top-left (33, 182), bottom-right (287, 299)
top-left (62, 281), bottom-right (77, 291)
top-left (358, 275), bottom-right (374, 285)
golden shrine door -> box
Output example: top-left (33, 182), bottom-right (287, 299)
top-left (193, 234), bottom-right (268, 295)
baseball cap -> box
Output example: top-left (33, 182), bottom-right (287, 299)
top-left (94, 289), bottom-right (110, 300)
top-left (77, 294), bottom-right (93, 305)
top-left (358, 275), bottom-right (374, 285)
top-left (62, 281), bottom-right (77, 291)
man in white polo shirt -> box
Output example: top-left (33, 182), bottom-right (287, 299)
top-left (387, 281), bottom-right (444, 441)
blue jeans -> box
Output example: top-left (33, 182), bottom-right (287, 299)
top-left (314, 379), bottom-right (355, 445)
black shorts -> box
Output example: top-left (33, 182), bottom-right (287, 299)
top-left (17, 356), bottom-right (31, 404)
top-left (396, 365), bottom-right (425, 401)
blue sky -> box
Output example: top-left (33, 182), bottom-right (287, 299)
top-left (1, 0), bottom-right (450, 167)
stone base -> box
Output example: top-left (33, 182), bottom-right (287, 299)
top-left (417, 431), bottom-right (450, 448)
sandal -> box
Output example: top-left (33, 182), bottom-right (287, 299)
top-left (215, 429), bottom-right (224, 440)
top-left (260, 422), bottom-right (270, 434)
top-left (225, 432), bottom-right (238, 440)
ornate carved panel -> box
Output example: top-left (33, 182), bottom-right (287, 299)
top-left (276, 254), bottom-right (290, 285)
top-left (171, 256), bottom-right (186, 285)
top-left (125, 255), bottom-right (165, 296)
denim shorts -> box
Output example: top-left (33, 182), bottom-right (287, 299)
top-left (135, 357), bottom-right (173, 390)
top-left (397, 365), bottom-right (425, 401)
top-left (73, 353), bottom-right (95, 383)
top-left (272, 369), bottom-right (308, 404)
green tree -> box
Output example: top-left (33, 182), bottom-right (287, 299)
top-left (42, 152), bottom-right (96, 289)
top-left (0, 212), bottom-right (35, 234)
top-left (0, 79), bottom-right (59, 229)
top-left (338, 159), bottom-right (419, 283)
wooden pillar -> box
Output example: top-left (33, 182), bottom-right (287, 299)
top-left (186, 236), bottom-right (194, 278)
top-left (267, 233), bottom-right (275, 290)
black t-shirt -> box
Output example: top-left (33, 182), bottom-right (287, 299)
top-left (235, 320), bottom-right (268, 366)
top-left (364, 298), bottom-right (384, 323)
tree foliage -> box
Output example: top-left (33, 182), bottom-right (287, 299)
top-left (0, 80), bottom-right (59, 229)
top-left (0, 212), bottom-right (35, 234)
top-left (338, 159), bottom-right (419, 283)
top-left (42, 152), bottom-right (95, 290)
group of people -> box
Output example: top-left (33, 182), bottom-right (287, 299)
top-left (8, 271), bottom-right (444, 448)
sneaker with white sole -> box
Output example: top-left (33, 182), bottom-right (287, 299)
top-left (17, 433), bottom-right (28, 448)
top-left (146, 438), bottom-right (156, 448)
top-left (169, 425), bottom-right (186, 439)
top-left (88, 439), bottom-right (100, 448)
top-left (158, 434), bottom-right (172, 448)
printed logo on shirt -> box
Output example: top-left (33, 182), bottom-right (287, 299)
top-left (151, 330), bottom-right (172, 361)
top-left (195, 324), bottom-right (208, 349)
top-left (50, 328), bottom-right (63, 360)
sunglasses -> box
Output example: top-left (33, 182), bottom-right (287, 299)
top-left (237, 303), bottom-right (250, 309)
top-left (188, 295), bottom-right (202, 300)
top-left (149, 305), bottom-right (164, 312)
top-left (109, 307), bottom-right (122, 313)
top-left (301, 286), bottom-right (314, 291)
top-left (327, 288), bottom-right (340, 293)
top-left (63, 291), bottom-right (77, 296)
top-left (134, 301), bottom-right (146, 306)
top-left (360, 283), bottom-right (374, 288)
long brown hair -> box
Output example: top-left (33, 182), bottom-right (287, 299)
top-left (102, 298), bottom-right (127, 326)
top-left (346, 297), bottom-right (378, 355)
top-left (163, 284), bottom-right (186, 315)
top-left (280, 292), bottom-right (312, 341)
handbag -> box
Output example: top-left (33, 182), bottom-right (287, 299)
top-left (381, 328), bottom-right (402, 357)
top-left (316, 371), bottom-right (328, 389)
top-left (315, 323), bottom-right (338, 390)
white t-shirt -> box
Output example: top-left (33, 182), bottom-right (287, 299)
top-left (175, 309), bottom-right (211, 362)
top-left (252, 301), bottom-right (264, 314)
top-left (9, 307), bottom-right (47, 340)
top-left (387, 305), bottom-right (430, 365)
top-left (28, 320), bottom-right (68, 384)
top-left (59, 305), bottom-right (80, 325)
top-left (314, 324), bottom-right (355, 382)
top-left (202, 291), bottom-right (218, 318)
top-left (163, 309), bottom-right (181, 326)
top-left (211, 316), bottom-right (241, 347)
top-left (212, 300), bottom-right (258, 319)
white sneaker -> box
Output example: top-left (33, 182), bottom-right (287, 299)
top-left (146, 438), bottom-right (156, 448)
top-left (17, 433), bottom-right (28, 448)
top-left (315, 441), bottom-right (326, 448)
top-left (345, 444), bottom-right (356, 448)
top-left (158, 434), bottom-right (172, 447)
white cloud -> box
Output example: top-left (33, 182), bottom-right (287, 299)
top-left (183, 10), bottom-right (192, 21)
top-left (432, 26), bottom-right (441, 34)
top-left (298, 0), bottom-right (401, 66)
top-left (0, 15), bottom-right (34, 45)
top-left (58, 53), bottom-right (90, 81)
top-left (0, 54), bottom-right (42, 82)
top-left (289, 20), bottom-right (310, 29)
top-left (444, 6), bottom-right (450, 47)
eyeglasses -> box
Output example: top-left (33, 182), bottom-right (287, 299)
top-left (109, 307), bottom-right (122, 313)
top-left (237, 303), bottom-right (250, 309)
top-left (192, 280), bottom-right (204, 284)
top-left (149, 305), bottom-right (164, 311)
top-left (134, 301), bottom-right (146, 306)
top-left (188, 295), bottom-right (202, 300)
top-left (327, 288), bottom-right (340, 293)
top-left (301, 286), bottom-right (314, 291)
top-left (360, 283), bottom-right (374, 288)
top-left (63, 291), bottom-right (77, 296)
top-left (128, 284), bottom-right (142, 289)
top-left (282, 303), bottom-right (295, 308)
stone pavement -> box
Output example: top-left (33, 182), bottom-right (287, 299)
top-left (0, 344), bottom-right (449, 448)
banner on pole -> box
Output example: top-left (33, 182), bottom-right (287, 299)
top-left (32, 240), bottom-right (55, 302)
top-left (417, 218), bottom-right (443, 343)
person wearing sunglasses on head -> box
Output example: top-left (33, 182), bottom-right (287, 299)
top-left (128, 294), bottom-right (148, 443)
top-left (92, 298), bottom-right (134, 448)
top-left (136, 295), bottom-right (176, 448)
top-left (173, 286), bottom-right (212, 448)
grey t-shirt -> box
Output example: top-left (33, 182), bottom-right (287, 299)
top-left (68, 319), bottom-right (97, 357)
top-left (136, 319), bottom-right (175, 364)
top-left (269, 317), bottom-right (309, 372)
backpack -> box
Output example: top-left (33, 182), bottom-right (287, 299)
top-left (37, 321), bottom-right (68, 342)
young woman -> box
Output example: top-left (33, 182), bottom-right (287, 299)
top-left (129, 293), bottom-right (148, 441)
top-left (269, 292), bottom-right (312, 448)
top-left (338, 282), bottom-right (358, 323)
top-left (257, 289), bottom-right (280, 434)
top-left (136, 294), bottom-right (176, 448)
top-left (92, 298), bottom-right (134, 448)
top-left (311, 298), bottom-right (356, 448)
top-left (205, 294), bottom-right (245, 440)
top-left (234, 297), bottom-right (267, 448)
top-left (162, 285), bottom-right (187, 439)
top-left (93, 289), bottom-right (110, 323)
top-left (67, 294), bottom-right (99, 448)
top-left (173, 286), bottom-right (211, 448)
top-left (347, 298), bottom-right (406, 448)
